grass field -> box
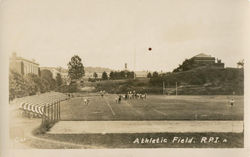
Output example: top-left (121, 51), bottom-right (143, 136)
top-left (60, 94), bottom-right (243, 121)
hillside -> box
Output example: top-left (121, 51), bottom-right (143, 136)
top-left (150, 67), bottom-right (244, 95)
top-left (93, 67), bottom-right (243, 95)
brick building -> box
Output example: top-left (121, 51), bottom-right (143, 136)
top-left (9, 53), bottom-right (40, 75)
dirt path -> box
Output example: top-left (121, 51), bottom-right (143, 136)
top-left (48, 120), bottom-right (244, 134)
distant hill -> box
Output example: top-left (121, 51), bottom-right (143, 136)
top-left (40, 66), bottom-right (114, 73)
top-left (85, 67), bottom-right (113, 73)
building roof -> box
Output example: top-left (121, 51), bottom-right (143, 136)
top-left (193, 53), bottom-right (212, 58)
top-left (40, 67), bottom-right (68, 73)
top-left (16, 57), bottom-right (39, 65)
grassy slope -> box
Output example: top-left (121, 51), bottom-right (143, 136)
top-left (92, 78), bottom-right (164, 94)
top-left (160, 67), bottom-right (244, 95)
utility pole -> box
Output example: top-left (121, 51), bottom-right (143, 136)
top-left (163, 81), bottom-right (165, 95)
top-left (175, 82), bottom-right (178, 96)
top-left (133, 47), bottom-right (136, 79)
top-left (133, 8), bottom-right (137, 80)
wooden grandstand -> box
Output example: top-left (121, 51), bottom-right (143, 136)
top-left (14, 92), bottom-right (69, 125)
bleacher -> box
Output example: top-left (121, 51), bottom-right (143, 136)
top-left (13, 92), bottom-right (69, 118)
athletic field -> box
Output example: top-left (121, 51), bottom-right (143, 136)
top-left (60, 94), bottom-right (243, 121)
top-left (37, 94), bottom-right (244, 148)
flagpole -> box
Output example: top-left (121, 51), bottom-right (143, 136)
top-left (134, 47), bottom-right (136, 79)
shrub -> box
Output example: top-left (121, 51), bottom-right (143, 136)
top-left (55, 84), bottom-right (78, 93)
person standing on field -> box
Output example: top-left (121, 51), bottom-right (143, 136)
top-left (229, 98), bottom-right (235, 107)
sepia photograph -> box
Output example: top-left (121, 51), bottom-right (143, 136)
top-left (0, 0), bottom-right (250, 156)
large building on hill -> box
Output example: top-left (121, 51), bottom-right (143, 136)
top-left (40, 67), bottom-right (68, 80)
top-left (192, 53), bottom-right (224, 68)
top-left (135, 71), bottom-right (148, 78)
top-left (40, 67), bottom-right (69, 85)
top-left (9, 53), bottom-right (40, 75)
top-left (84, 72), bottom-right (102, 78)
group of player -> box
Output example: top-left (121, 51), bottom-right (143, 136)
top-left (115, 91), bottom-right (147, 103)
top-left (86, 90), bottom-right (235, 107)
top-left (82, 90), bottom-right (106, 105)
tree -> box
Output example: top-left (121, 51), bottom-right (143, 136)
top-left (93, 72), bottom-right (98, 80)
top-left (9, 70), bottom-right (28, 100)
top-left (109, 71), bottom-right (135, 80)
top-left (127, 71), bottom-right (135, 79)
top-left (67, 55), bottom-right (85, 80)
top-left (9, 70), bottom-right (46, 100)
top-left (25, 73), bottom-right (44, 95)
top-left (38, 67), bottom-right (41, 77)
top-left (149, 73), bottom-right (164, 86)
top-left (24, 74), bottom-right (37, 95)
top-left (120, 71), bottom-right (126, 78)
top-left (152, 71), bottom-right (159, 78)
top-left (109, 71), bottom-right (114, 80)
top-left (147, 72), bottom-right (152, 78)
top-left (41, 69), bottom-right (56, 90)
top-left (102, 71), bottom-right (108, 80)
top-left (173, 58), bottom-right (195, 72)
top-left (56, 73), bottom-right (63, 87)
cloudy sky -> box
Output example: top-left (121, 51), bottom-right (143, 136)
top-left (1, 0), bottom-right (249, 71)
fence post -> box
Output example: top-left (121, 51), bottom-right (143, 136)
top-left (58, 102), bottom-right (61, 120)
top-left (47, 104), bottom-right (49, 123)
top-left (44, 104), bottom-right (47, 123)
top-left (56, 101), bottom-right (58, 121)
top-left (54, 101), bottom-right (56, 122)
top-left (50, 103), bottom-right (52, 122)
top-left (42, 105), bottom-right (45, 126)
top-left (47, 104), bottom-right (50, 123)
top-left (42, 106), bottom-right (44, 126)
top-left (45, 105), bottom-right (47, 124)
top-left (56, 101), bottom-right (60, 121)
top-left (51, 103), bottom-right (53, 122)
top-left (52, 102), bottom-right (54, 122)
top-left (54, 101), bottom-right (57, 121)
top-left (53, 101), bottom-right (56, 122)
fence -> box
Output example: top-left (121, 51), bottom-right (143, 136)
top-left (42, 100), bottom-right (61, 125)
